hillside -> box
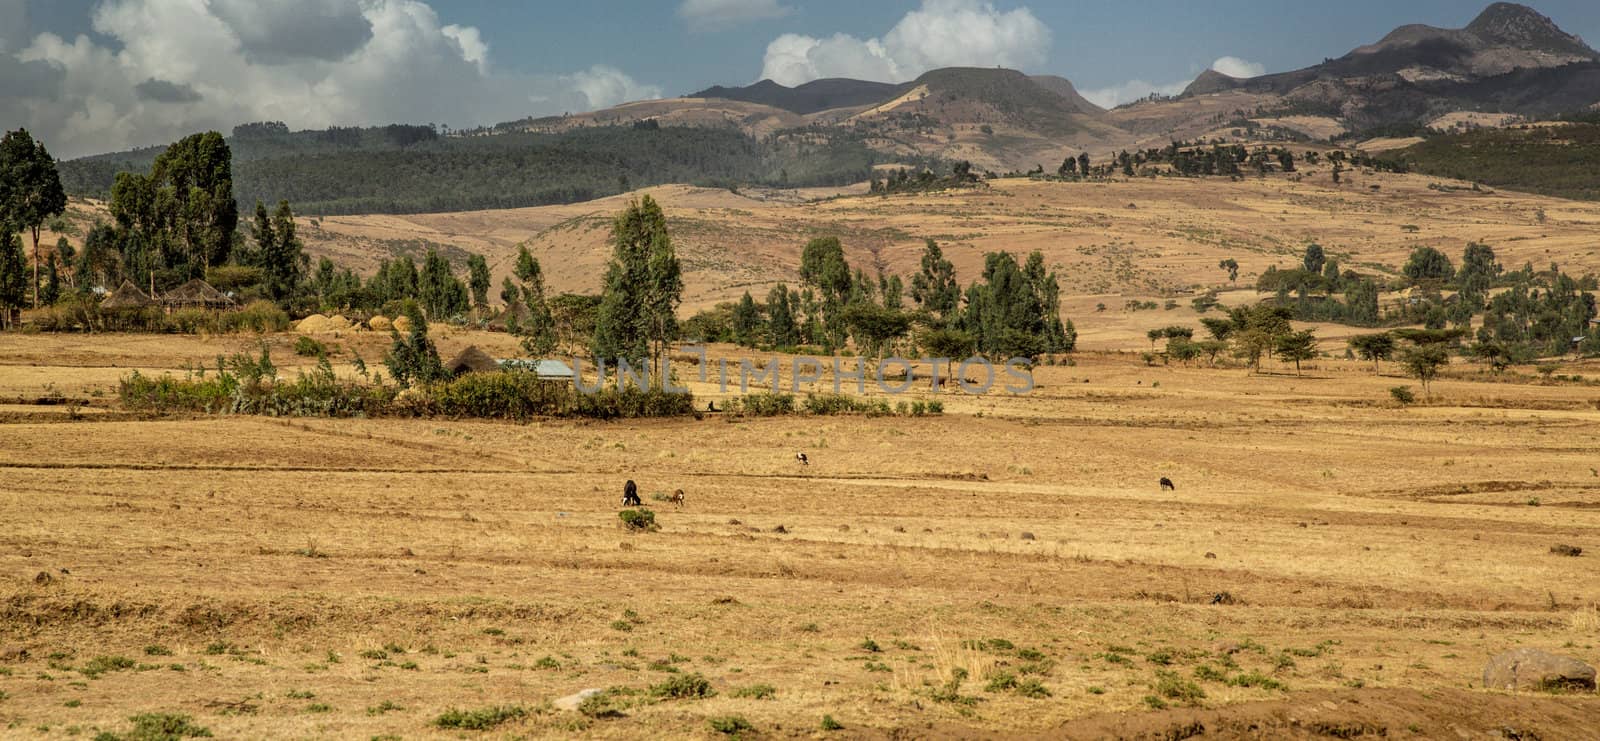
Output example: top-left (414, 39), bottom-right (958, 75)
top-left (58, 123), bottom-right (893, 216)
top-left (1386, 119), bottom-right (1600, 200)
top-left (689, 78), bottom-right (907, 115)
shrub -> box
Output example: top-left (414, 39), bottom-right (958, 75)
top-left (804, 393), bottom-right (870, 415)
top-left (820, 714), bottom-right (844, 731)
top-left (650, 673), bottom-right (716, 699)
top-left (218, 301), bottom-right (290, 333)
top-left (732, 684), bottom-right (775, 700)
top-left (708, 715), bottom-right (753, 735)
top-left (619, 508), bottom-right (658, 532)
top-left (432, 705), bottom-right (527, 730)
top-left (739, 392), bottom-right (795, 416)
top-left (984, 672), bottom-right (1018, 692)
top-left (95, 713), bottom-right (213, 740)
top-left (1015, 679), bottom-right (1051, 698)
top-left (293, 336), bottom-right (326, 357)
top-left (1389, 386), bottom-right (1416, 405)
top-left (1227, 671), bottom-right (1287, 691)
top-left (1155, 670), bottom-right (1206, 703)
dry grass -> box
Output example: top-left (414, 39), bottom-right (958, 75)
top-left (1, 336), bottom-right (1599, 736)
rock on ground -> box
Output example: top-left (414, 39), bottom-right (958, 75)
top-left (1482, 648), bottom-right (1596, 692)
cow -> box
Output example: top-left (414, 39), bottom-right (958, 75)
top-left (668, 489), bottom-right (685, 509)
top-left (796, 452), bottom-right (809, 466)
top-left (622, 479), bottom-right (642, 507)
top-left (1159, 477), bottom-right (1176, 491)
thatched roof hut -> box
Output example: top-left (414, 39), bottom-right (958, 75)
top-left (446, 345), bottom-right (501, 376)
top-left (100, 280), bottom-right (156, 311)
top-left (161, 279), bottom-right (236, 310)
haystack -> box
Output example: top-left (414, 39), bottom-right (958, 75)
top-left (100, 281), bottom-right (155, 311)
top-left (296, 314), bottom-right (332, 333)
top-left (161, 279), bottom-right (235, 310)
top-left (393, 315), bottom-right (414, 333)
top-left (368, 316), bottom-right (393, 332)
top-left (446, 345), bottom-right (500, 376)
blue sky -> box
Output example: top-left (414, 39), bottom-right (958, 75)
top-left (4, 0), bottom-right (1599, 158)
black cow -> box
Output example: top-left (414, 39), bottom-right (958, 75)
top-left (622, 479), bottom-right (642, 507)
top-left (1159, 477), bottom-right (1176, 491)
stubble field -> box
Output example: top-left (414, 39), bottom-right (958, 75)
top-left (2, 331), bottom-right (1599, 738)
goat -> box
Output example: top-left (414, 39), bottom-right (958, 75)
top-left (1159, 477), bottom-right (1176, 492)
top-left (796, 452), bottom-right (809, 466)
top-left (621, 479), bottom-right (642, 507)
top-left (668, 489), bottom-right (685, 509)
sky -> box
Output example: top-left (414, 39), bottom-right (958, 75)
top-left (3, 0), bottom-right (1599, 159)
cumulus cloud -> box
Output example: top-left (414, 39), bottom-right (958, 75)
top-left (678, 0), bottom-right (791, 32)
top-left (759, 0), bottom-right (1050, 86)
top-left (1, 0), bottom-right (661, 159)
top-left (135, 78), bottom-right (203, 103)
top-left (1080, 56), bottom-right (1268, 109)
top-left (1211, 56), bottom-right (1265, 79)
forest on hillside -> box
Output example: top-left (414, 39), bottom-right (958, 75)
top-left (57, 122), bottom-right (902, 215)
top-left (1387, 120), bottom-right (1600, 201)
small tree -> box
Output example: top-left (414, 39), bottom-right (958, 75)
top-left (1274, 329), bottom-right (1318, 376)
top-left (0, 129), bottom-right (67, 308)
top-left (1348, 332), bottom-right (1395, 373)
top-left (384, 301), bottom-right (446, 387)
top-left (467, 253), bottom-right (491, 311)
top-left (1398, 344), bottom-right (1449, 396)
top-left (1218, 258), bottom-right (1239, 285)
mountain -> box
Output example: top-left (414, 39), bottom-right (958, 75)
top-left (1175, 3), bottom-right (1600, 130)
top-left (689, 78), bottom-right (908, 115)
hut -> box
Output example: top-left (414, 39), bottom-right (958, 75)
top-left (446, 345), bottom-right (501, 376)
top-left (161, 279), bottom-right (236, 311)
top-left (100, 280), bottom-right (156, 311)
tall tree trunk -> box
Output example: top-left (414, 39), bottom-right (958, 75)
top-left (30, 226), bottom-right (40, 309)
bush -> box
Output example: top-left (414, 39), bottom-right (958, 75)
top-left (572, 386), bottom-right (698, 419)
top-left (619, 508), bottom-right (658, 532)
top-left (649, 672), bottom-right (716, 699)
top-left (432, 705), bottom-right (527, 730)
top-left (1389, 386), bottom-right (1416, 405)
top-left (732, 683), bottom-right (775, 699)
top-left (738, 392), bottom-right (795, 416)
top-left (217, 301), bottom-right (290, 333)
top-left (708, 715), bottom-right (753, 735)
top-left (804, 393), bottom-right (870, 415)
top-left (1015, 679), bottom-right (1051, 698)
top-left (94, 713), bottom-right (213, 740)
top-left (820, 714), bottom-right (844, 731)
top-left (293, 336), bottom-right (326, 357)
top-left (1155, 670), bottom-right (1206, 703)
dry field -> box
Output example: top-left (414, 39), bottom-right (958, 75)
top-left (2, 329), bottom-right (1600, 739)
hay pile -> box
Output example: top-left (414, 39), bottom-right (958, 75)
top-left (368, 316), bottom-right (393, 332)
top-left (393, 315), bottom-right (414, 333)
top-left (296, 314), bottom-right (354, 334)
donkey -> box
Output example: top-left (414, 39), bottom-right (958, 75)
top-left (1159, 477), bottom-right (1176, 492)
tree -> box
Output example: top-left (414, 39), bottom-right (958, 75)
top-left (1228, 304), bottom-right (1293, 372)
top-left (1274, 329), bottom-right (1318, 376)
top-left (799, 236), bottom-right (853, 348)
top-left (1218, 258), bottom-right (1239, 285)
top-left (41, 254), bottom-right (60, 305)
top-left (499, 276), bottom-right (520, 310)
top-left (1147, 328), bottom-right (1164, 348)
top-left (418, 249), bottom-right (468, 319)
top-left (1348, 333), bottom-right (1395, 373)
top-left (732, 291), bottom-right (762, 347)
top-left (0, 129), bottom-right (67, 308)
top-left (0, 230), bottom-right (26, 328)
top-left (842, 301), bottom-right (912, 363)
top-left (919, 327), bottom-right (975, 382)
top-left (1456, 241), bottom-right (1498, 311)
top-left (252, 200), bottom-right (304, 306)
top-left (1278, 150), bottom-right (1296, 172)
top-left (1302, 243), bottom-right (1325, 276)
top-left (910, 239), bottom-right (960, 322)
top-left (1399, 343), bottom-right (1449, 395)
top-left (1402, 246), bottom-right (1454, 285)
top-left (1199, 316), bottom-right (1235, 342)
top-left (384, 301), bottom-right (446, 388)
top-left (593, 196), bottom-right (681, 379)
top-left (767, 283), bottom-right (798, 347)
top-left (467, 254), bottom-right (491, 311)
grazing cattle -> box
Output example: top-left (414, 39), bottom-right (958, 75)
top-left (669, 489), bottom-right (685, 509)
top-left (796, 452), bottom-right (809, 466)
top-left (622, 479), bottom-right (642, 507)
top-left (1159, 477), bottom-right (1176, 491)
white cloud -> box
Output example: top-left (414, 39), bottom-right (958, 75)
top-left (1, 0), bottom-right (661, 159)
top-left (1211, 56), bottom-right (1265, 79)
top-left (759, 0), bottom-right (1050, 86)
top-left (1080, 56), bottom-right (1268, 108)
top-left (678, 0), bottom-right (791, 32)
top-left (1078, 79), bottom-right (1190, 109)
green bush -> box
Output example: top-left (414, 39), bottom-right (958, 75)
top-left (732, 683), bottom-right (775, 699)
top-left (1154, 670), bottom-right (1206, 703)
top-left (94, 712), bottom-right (213, 740)
top-left (820, 715), bottom-right (844, 731)
top-left (708, 715), bottom-right (753, 735)
top-left (432, 705), bottom-right (527, 730)
top-left (1389, 385), bottom-right (1416, 405)
top-left (619, 508), bottom-right (658, 532)
top-left (804, 393), bottom-right (870, 415)
top-left (738, 392), bottom-right (795, 416)
top-left (649, 673), bottom-right (715, 699)
top-left (293, 336), bottom-right (326, 357)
